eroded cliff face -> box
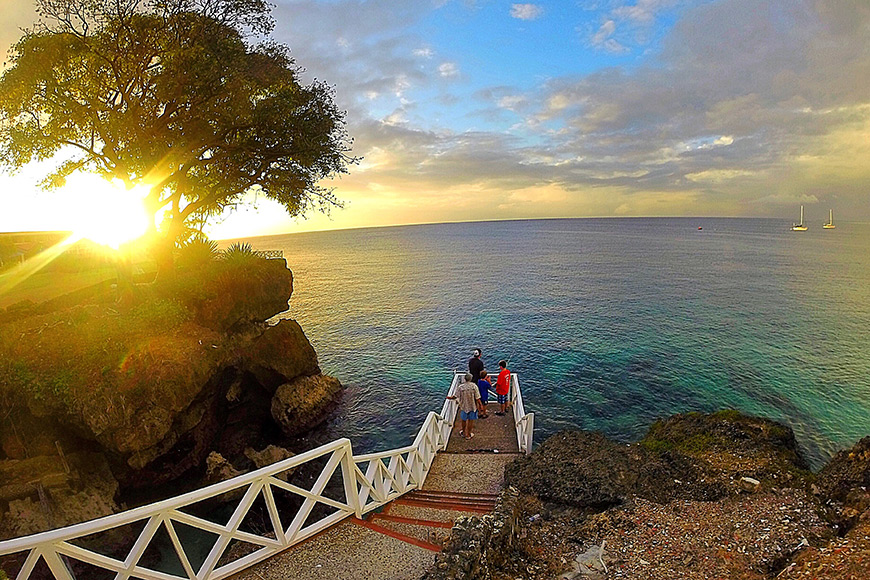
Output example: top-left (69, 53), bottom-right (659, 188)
top-left (0, 257), bottom-right (343, 541)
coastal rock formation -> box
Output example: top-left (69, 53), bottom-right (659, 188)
top-left (460, 411), bottom-right (869, 580)
top-left (505, 430), bottom-right (728, 508)
top-left (0, 452), bottom-right (119, 541)
top-left (0, 257), bottom-right (343, 542)
top-left (814, 436), bottom-right (870, 532)
top-left (272, 374), bottom-right (344, 437)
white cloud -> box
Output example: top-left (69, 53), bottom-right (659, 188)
top-left (613, 0), bottom-right (678, 24)
top-left (510, 4), bottom-right (544, 21)
top-left (438, 62), bottom-right (459, 77)
top-left (498, 95), bottom-right (527, 111)
top-left (590, 20), bottom-right (629, 53)
top-left (413, 47), bottom-right (433, 58)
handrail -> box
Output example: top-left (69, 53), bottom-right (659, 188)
top-left (0, 372), bottom-right (531, 579)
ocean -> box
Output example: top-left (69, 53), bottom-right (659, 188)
top-left (236, 217), bottom-right (870, 469)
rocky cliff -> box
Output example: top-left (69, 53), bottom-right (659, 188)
top-left (0, 254), bottom-right (343, 541)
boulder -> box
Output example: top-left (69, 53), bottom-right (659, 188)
top-left (0, 452), bottom-right (119, 541)
top-left (204, 451), bottom-right (246, 484)
top-left (504, 430), bottom-right (726, 509)
top-left (815, 436), bottom-right (870, 531)
top-left (271, 374), bottom-right (343, 437)
top-left (641, 411), bottom-right (812, 491)
top-left (245, 445), bottom-right (296, 481)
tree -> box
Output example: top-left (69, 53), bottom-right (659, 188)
top-left (0, 0), bottom-right (355, 263)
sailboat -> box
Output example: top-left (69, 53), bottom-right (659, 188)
top-left (823, 209), bottom-right (836, 229)
top-left (791, 205), bottom-right (808, 231)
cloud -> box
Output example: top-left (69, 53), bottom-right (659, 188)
top-left (438, 62), bottom-right (460, 77)
top-left (613, 0), bottom-right (679, 24)
top-left (510, 4), bottom-right (544, 21)
top-left (590, 20), bottom-right (629, 53)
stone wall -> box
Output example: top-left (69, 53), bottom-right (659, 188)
top-left (423, 487), bottom-right (521, 580)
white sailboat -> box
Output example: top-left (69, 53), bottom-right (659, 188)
top-left (823, 209), bottom-right (836, 229)
top-left (791, 205), bottom-right (808, 231)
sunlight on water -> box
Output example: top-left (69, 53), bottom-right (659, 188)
top-left (239, 218), bottom-right (870, 469)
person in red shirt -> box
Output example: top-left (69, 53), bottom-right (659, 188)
top-left (495, 360), bottom-right (511, 416)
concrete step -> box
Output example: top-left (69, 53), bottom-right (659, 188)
top-left (395, 489), bottom-right (498, 513)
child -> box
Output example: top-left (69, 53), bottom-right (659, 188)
top-left (477, 370), bottom-right (492, 418)
top-left (447, 373), bottom-right (481, 439)
top-left (495, 360), bottom-right (511, 416)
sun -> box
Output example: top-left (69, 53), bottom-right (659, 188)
top-left (61, 174), bottom-right (152, 248)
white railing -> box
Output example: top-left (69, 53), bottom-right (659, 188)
top-left (451, 371), bottom-right (534, 455)
top-left (509, 373), bottom-right (535, 454)
top-left (0, 373), bottom-right (527, 579)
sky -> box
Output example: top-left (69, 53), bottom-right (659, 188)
top-left (1, 0), bottom-right (869, 237)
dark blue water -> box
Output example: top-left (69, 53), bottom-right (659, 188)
top-left (235, 218), bottom-right (870, 469)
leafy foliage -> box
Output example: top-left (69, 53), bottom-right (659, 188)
top-left (0, 0), bottom-right (357, 246)
top-left (176, 237), bottom-right (221, 270)
top-left (221, 242), bottom-right (258, 264)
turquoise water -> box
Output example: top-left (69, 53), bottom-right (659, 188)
top-left (238, 218), bottom-right (870, 469)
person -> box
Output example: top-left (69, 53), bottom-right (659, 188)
top-left (477, 370), bottom-right (491, 418)
top-left (446, 373), bottom-right (481, 439)
top-left (468, 348), bottom-right (484, 382)
top-left (495, 359), bottom-right (511, 416)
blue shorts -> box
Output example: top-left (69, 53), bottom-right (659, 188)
top-left (497, 394), bottom-right (508, 405)
top-left (460, 410), bottom-right (478, 421)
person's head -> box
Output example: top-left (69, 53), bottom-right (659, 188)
top-left (473, 349), bottom-right (481, 358)
top-left (499, 360), bottom-right (507, 369)
top-left (464, 373), bottom-right (473, 383)
top-left (480, 370), bottom-right (488, 379)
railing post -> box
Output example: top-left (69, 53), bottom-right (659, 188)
top-left (339, 440), bottom-right (363, 518)
top-left (525, 413), bottom-right (535, 455)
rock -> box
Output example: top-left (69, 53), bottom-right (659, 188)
top-left (204, 451), bottom-right (245, 484)
top-left (0, 452), bottom-right (118, 541)
top-left (504, 430), bottom-right (726, 509)
top-left (242, 319), bottom-right (320, 392)
top-left (244, 444), bottom-right (295, 469)
top-left (245, 445), bottom-right (296, 481)
top-left (271, 374), bottom-right (343, 437)
top-left (642, 411), bottom-right (811, 486)
top-left (815, 436), bottom-right (870, 531)
top-left (740, 476), bottom-right (761, 492)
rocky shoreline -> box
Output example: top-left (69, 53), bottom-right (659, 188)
top-left (0, 255), bottom-right (343, 545)
top-left (428, 411), bottom-right (869, 579)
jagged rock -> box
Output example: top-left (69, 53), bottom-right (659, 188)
top-left (0, 452), bottom-right (119, 541)
top-left (241, 319), bottom-right (320, 392)
top-left (504, 430), bottom-right (726, 509)
top-left (271, 374), bottom-right (343, 437)
top-left (244, 444), bottom-right (296, 482)
top-left (205, 451), bottom-right (246, 484)
top-left (815, 436), bottom-right (870, 530)
top-left (245, 444), bottom-right (295, 469)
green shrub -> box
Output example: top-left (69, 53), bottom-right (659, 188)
top-left (711, 409), bottom-right (742, 422)
top-left (221, 242), bottom-right (259, 265)
top-left (176, 238), bottom-right (220, 271)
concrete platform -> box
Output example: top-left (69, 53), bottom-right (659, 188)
top-left (446, 402), bottom-right (519, 454)
top-left (229, 519), bottom-right (435, 580)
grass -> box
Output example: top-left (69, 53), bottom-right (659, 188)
top-left (0, 266), bottom-right (118, 309)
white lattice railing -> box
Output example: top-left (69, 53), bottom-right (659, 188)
top-left (0, 373), bottom-right (529, 579)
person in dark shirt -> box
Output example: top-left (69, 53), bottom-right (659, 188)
top-left (468, 348), bottom-right (484, 382)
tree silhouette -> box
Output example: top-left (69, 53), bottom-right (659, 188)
top-left (0, 0), bottom-right (355, 263)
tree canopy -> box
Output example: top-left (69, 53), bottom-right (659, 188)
top-left (0, 0), bottom-right (355, 245)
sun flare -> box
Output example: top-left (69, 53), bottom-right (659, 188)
top-left (62, 174), bottom-right (152, 248)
